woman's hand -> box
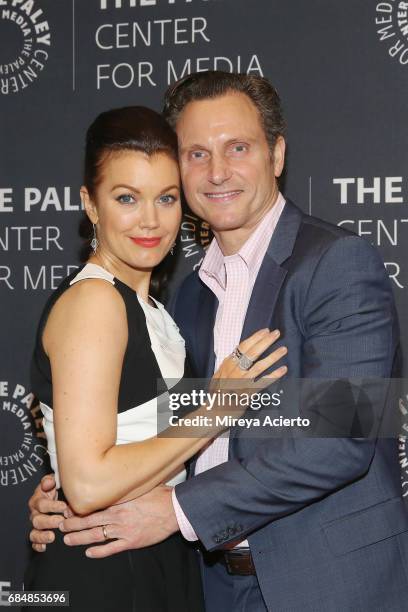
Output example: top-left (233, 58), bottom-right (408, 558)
top-left (209, 328), bottom-right (287, 419)
top-left (167, 328), bottom-right (287, 437)
top-left (213, 327), bottom-right (286, 383)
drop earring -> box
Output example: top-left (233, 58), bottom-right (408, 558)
top-left (91, 224), bottom-right (99, 253)
top-left (170, 241), bottom-right (176, 256)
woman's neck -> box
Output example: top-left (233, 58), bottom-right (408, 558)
top-left (88, 253), bottom-right (152, 301)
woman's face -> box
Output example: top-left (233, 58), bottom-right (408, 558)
top-left (83, 150), bottom-right (181, 273)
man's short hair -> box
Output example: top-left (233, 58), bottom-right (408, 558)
top-left (163, 71), bottom-right (286, 153)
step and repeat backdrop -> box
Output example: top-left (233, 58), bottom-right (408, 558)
top-left (1, 0), bottom-right (407, 602)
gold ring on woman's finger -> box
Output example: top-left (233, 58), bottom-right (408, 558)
top-left (102, 525), bottom-right (109, 540)
top-left (231, 347), bottom-right (255, 371)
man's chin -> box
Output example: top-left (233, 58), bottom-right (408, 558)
top-left (209, 218), bottom-right (247, 233)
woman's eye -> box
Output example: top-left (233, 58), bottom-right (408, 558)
top-left (117, 194), bottom-right (135, 204)
top-left (158, 194), bottom-right (177, 205)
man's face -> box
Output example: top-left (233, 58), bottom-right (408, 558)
top-left (176, 92), bottom-right (285, 234)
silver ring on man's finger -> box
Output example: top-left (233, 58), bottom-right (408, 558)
top-left (231, 347), bottom-right (255, 371)
top-left (102, 525), bottom-right (109, 540)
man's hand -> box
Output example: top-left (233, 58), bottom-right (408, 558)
top-left (60, 485), bottom-right (179, 559)
top-left (29, 474), bottom-right (68, 552)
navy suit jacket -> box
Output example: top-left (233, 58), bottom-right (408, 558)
top-left (170, 200), bottom-right (408, 611)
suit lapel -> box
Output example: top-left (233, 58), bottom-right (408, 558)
top-left (241, 199), bottom-right (303, 341)
top-left (195, 281), bottom-right (217, 378)
top-left (228, 256), bottom-right (287, 451)
top-left (186, 281), bottom-right (217, 478)
top-left (240, 254), bottom-right (287, 341)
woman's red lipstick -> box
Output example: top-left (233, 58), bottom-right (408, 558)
top-left (130, 237), bottom-right (161, 248)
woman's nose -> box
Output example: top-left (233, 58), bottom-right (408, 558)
top-left (139, 203), bottom-right (160, 230)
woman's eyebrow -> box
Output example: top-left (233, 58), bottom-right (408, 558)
top-left (111, 183), bottom-right (141, 192)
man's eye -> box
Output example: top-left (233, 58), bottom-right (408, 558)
top-left (158, 194), bottom-right (177, 205)
top-left (231, 144), bottom-right (248, 153)
top-left (190, 151), bottom-right (207, 160)
top-left (117, 194), bottom-right (135, 204)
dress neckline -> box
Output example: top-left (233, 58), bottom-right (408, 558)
top-left (137, 293), bottom-right (160, 310)
top-left (81, 262), bottom-right (159, 309)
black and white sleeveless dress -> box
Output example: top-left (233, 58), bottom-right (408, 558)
top-left (24, 263), bottom-right (204, 612)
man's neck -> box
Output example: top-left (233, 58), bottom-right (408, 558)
top-left (213, 227), bottom-right (257, 256)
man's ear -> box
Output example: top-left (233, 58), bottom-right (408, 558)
top-left (80, 187), bottom-right (98, 224)
top-left (272, 136), bottom-right (286, 178)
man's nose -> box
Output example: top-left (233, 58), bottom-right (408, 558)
top-left (207, 154), bottom-right (231, 185)
top-left (139, 203), bottom-right (160, 230)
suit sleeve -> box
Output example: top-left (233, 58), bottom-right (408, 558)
top-left (174, 235), bottom-right (398, 551)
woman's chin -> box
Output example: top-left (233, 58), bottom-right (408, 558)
top-left (128, 254), bottom-right (167, 270)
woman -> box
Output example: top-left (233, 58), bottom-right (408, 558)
top-left (24, 106), bottom-right (287, 611)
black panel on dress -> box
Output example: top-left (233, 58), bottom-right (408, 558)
top-left (31, 265), bottom-right (166, 414)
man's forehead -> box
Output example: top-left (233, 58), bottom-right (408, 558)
top-left (177, 92), bottom-right (257, 120)
top-left (175, 94), bottom-right (264, 143)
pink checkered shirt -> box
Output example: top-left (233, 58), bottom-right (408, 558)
top-left (172, 194), bottom-right (286, 544)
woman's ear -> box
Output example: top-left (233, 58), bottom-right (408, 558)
top-left (80, 187), bottom-right (98, 224)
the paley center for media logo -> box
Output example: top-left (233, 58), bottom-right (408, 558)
top-left (376, 1), bottom-right (408, 65)
top-left (0, 0), bottom-right (51, 95)
top-left (0, 381), bottom-right (47, 487)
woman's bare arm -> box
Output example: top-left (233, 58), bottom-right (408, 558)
top-left (45, 280), bottom-right (212, 515)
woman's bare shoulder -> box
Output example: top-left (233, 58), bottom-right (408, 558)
top-left (43, 278), bottom-right (127, 352)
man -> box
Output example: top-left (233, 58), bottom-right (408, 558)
top-left (29, 72), bottom-right (407, 611)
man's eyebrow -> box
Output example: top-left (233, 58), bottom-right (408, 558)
top-left (179, 143), bottom-right (208, 153)
top-left (179, 137), bottom-right (256, 153)
top-left (224, 137), bottom-right (255, 144)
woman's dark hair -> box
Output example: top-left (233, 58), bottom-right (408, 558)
top-left (80, 106), bottom-right (179, 299)
top-left (163, 71), bottom-right (286, 154)
top-left (84, 106), bottom-right (178, 196)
